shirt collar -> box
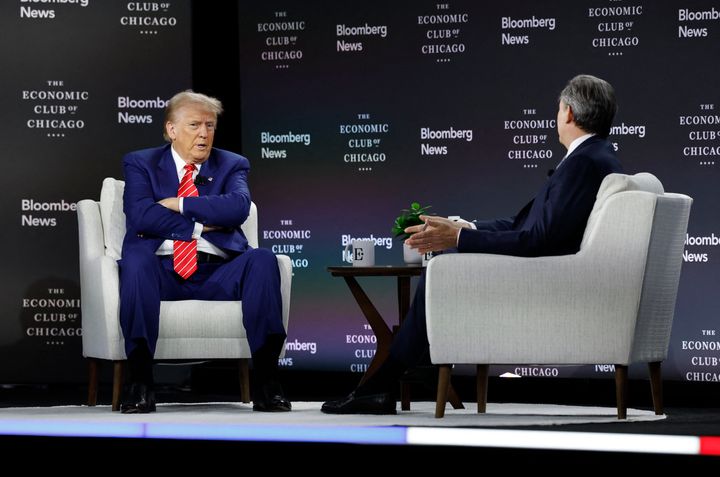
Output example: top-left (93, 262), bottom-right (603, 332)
top-left (170, 145), bottom-right (202, 179)
top-left (565, 133), bottom-right (595, 158)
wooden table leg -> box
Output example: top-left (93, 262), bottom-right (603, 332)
top-left (397, 276), bottom-right (411, 322)
top-left (397, 276), bottom-right (412, 409)
top-left (448, 383), bottom-right (465, 410)
top-left (342, 276), bottom-right (393, 384)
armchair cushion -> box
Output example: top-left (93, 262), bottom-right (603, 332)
top-left (581, 172), bottom-right (664, 251)
top-left (594, 172), bottom-right (664, 211)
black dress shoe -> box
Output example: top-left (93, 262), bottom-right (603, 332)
top-left (321, 391), bottom-right (396, 415)
top-left (253, 380), bottom-right (291, 412)
top-left (120, 383), bottom-right (156, 414)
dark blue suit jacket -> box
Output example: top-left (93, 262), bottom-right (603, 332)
top-left (458, 136), bottom-right (623, 257)
top-left (121, 144), bottom-right (251, 258)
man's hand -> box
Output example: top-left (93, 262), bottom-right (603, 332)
top-left (202, 225), bottom-right (221, 233)
top-left (404, 215), bottom-right (468, 253)
top-left (158, 197), bottom-right (180, 212)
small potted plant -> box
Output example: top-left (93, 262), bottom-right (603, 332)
top-left (392, 202), bottom-right (431, 263)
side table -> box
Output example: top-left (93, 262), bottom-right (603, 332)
top-left (328, 265), bottom-right (463, 411)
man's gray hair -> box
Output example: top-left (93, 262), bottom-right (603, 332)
top-left (559, 75), bottom-right (616, 138)
top-left (163, 90), bottom-right (223, 141)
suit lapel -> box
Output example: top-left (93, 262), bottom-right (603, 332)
top-left (196, 150), bottom-right (217, 195)
top-left (158, 147), bottom-right (179, 198)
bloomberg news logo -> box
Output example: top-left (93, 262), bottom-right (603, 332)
top-left (279, 338), bottom-right (318, 367)
top-left (684, 232), bottom-right (720, 263)
top-left (340, 233), bottom-right (393, 263)
top-left (19, 0), bottom-right (88, 20)
top-left (678, 7), bottom-right (720, 38)
top-left (259, 130), bottom-right (311, 159)
top-left (20, 199), bottom-right (76, 227)
top-left (117, 95), bottom-right (168, 125)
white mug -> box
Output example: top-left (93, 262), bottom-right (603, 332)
top-left (344, 239), bottom-right (375, 267)
top-left (421, 251), bottom-right (433, 267)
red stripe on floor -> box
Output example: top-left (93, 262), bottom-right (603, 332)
top-left (699, 436), bottom-right (720, 456)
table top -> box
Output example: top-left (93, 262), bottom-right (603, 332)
top-left (327, 265), bottom-right (424, 277)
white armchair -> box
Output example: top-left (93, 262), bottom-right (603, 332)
top-left (426, 173), bottom-right (692, 419)
top-left (77, 178), bottom-right (292, 410)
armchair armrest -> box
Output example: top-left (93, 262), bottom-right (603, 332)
top-left (77, 199), bottom-right (125, 360)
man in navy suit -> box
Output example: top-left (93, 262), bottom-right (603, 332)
top-left (119, 91), bottom-right (290, 413)
top-left (322, 75), bottom-right (624, 414)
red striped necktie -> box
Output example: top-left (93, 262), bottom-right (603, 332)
top-left (173, 164), bottom-right (199, 279)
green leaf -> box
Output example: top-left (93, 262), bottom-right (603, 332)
top-left (392, 201), bottom-right (432, 240)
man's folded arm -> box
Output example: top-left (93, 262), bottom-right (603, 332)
top-left (182, 162), bottom-right (251, 228)
top-left (123, 155), bottom-right (195, 241)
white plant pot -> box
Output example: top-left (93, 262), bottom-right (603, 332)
top-left (403, 242), bottom-right (422, 264)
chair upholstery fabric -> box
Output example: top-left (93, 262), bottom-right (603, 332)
top-left (78, 178), bottom-right (291, 405)
top-left (425, 173), bottom-right (692, 417)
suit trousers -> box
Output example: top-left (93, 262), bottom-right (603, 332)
top-left (388, 270), bottom-right (430, 370)
top-left (118, 247), bottom-right (285, 357)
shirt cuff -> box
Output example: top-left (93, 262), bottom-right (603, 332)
top-left (192, 221), bottom-right (203, 240)
top-left (456, 218), bottom-right (476, 229)
top-left (179, 197), bottom-right (184, 214)
top-left (450, 217), bottom-right (475, 248)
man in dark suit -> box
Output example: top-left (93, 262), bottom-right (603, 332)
top-left (119, 91), bottom-right (290, 413)
top-left (322, 74), bottom-right (624, 414)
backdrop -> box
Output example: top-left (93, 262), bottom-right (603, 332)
top-left (0, 0), bottom-right (192, 382)
top-left (0, 0), bottom-right (717, 385)
top-left (238, 0), bottom-right (720, 382)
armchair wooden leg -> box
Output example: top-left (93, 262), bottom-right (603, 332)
top-left (239, 359), bottom-right (251, 403)
top-left (648, 361), bottom-right (664, 415)
top-left (435, 365), bottom-right (452, 418)
top-left (477, 364), bottom-right (489, 414)
top-left (112, 361), bottom-right (124, 412)
top-left (87, 358), bottom-right (99, 406)
top-left (614, 364), bottom-right (628, 419)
